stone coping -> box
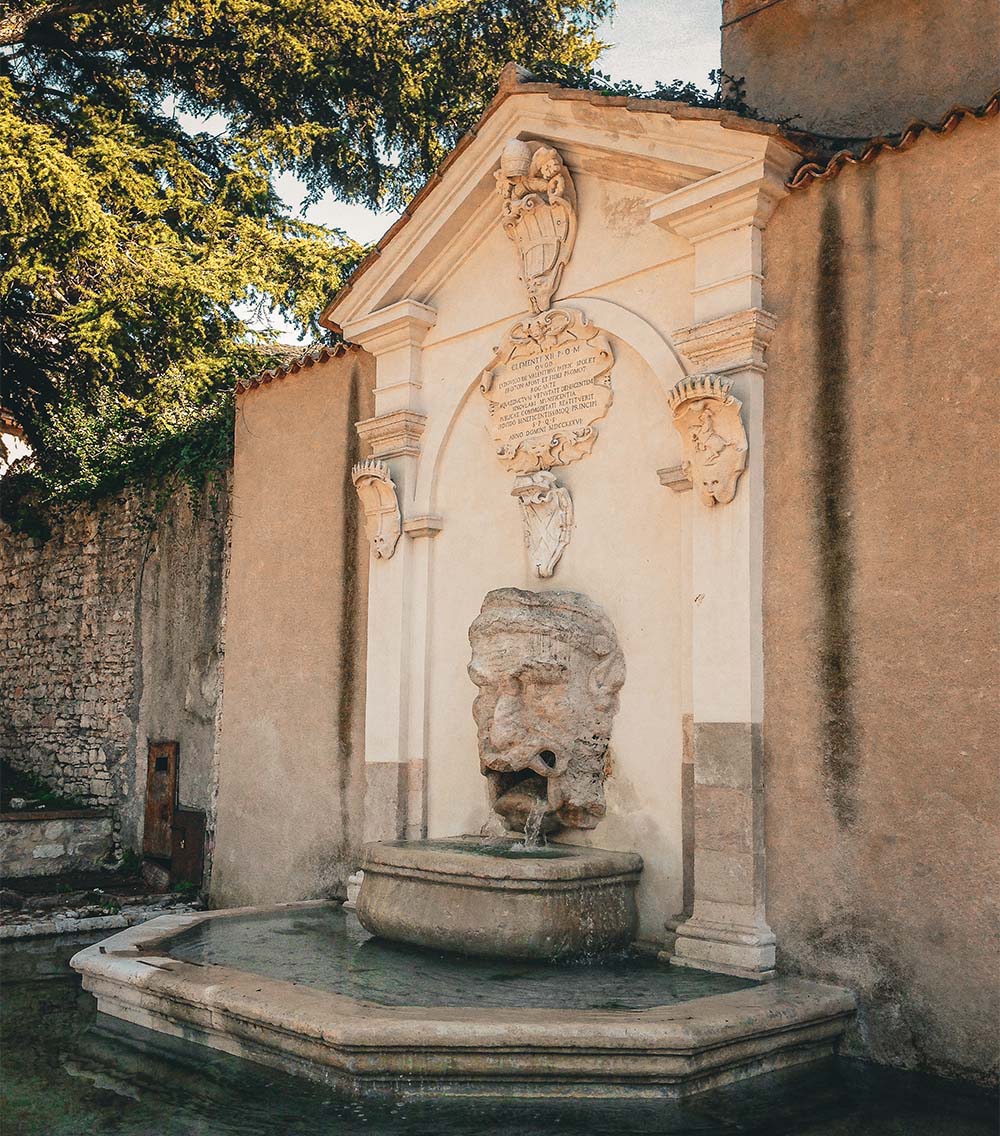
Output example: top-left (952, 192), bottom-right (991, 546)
top-left (362, 838), bottom-right (643, 884)
top-left (71, 902), bottom-right (856, 1099)
top-left (0, 808), bottom-right (112, 822)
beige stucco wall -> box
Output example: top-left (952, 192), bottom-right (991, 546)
top-left (722, 0), bottom-right (999, 136)
top-left (762, 114), bottom-right (1000, 1082)
top-left (405, 165), bottom-right (697, 940)
top-left (211, 351), bottom-right (374, 907)
top-left (128, 481), bottom-right (230, 868)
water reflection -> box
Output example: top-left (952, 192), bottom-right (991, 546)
top-left (168, 905), bottom-right (750, 1010)
top-left (2, 931), bottom-right (994, 1136)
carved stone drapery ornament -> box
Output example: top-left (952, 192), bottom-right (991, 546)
top-left (469, 588), bottom-right (625, 835)
top-left (495, 139), bottom-right (577, 314)
top-left (352, 458), bottom-right (401, 559)
top-left (511, 471), bottom-right (573, 578)
top-left (667, 375), bottom-right (748, 507)
top-left (480, 307), bottom-right (614, 475)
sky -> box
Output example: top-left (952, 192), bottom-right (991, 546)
top-left (269, 0), bottom-right (722, 341)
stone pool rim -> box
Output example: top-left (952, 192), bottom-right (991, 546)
top-left (71, 901), bottom-right (856, 1100)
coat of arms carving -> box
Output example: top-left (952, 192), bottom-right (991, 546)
top-left (495, 139), bottom-right (577, 314)
top-left (667, 375), bottom-right (748, 507)
top-left (352, 458), bottom-right (402, 558)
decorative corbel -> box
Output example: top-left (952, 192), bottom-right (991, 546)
top-left (667, 375), bottom-right (748, 507)
top-left (352, 459), bottom-right (402, 559)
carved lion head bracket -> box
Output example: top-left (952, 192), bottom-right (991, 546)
top-left (495, 139), bottom-right (577, 314)
top-left (352, 458), bottom-right (401, 559)
top-left (667, 375), bottom-right (748, 507)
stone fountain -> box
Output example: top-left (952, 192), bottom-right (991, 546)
top-left (356, 587), bottom-right (644, 959)
top-left (67, 582), bottom-right (855, 1100)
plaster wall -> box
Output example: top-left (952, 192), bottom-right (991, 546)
top-left (721, 0), bottom-right (999, 136)
top-left (125, 483), bottom-right (230, 863)
top-left (210, 352), bottom-right (374, 908)
top-left (411, 167), bottom-right (694, 939)
top-left (762, 114), bottom-right (1000, 1082)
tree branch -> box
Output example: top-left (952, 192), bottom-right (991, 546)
top-left (0, 1), bottom-right (105, 48)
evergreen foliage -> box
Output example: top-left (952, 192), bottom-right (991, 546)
top-left (0, 1), bottom-right (608, 523)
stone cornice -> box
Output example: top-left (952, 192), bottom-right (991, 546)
top-left (403, 515), bottom-right (444, 539)
top-left (648, 153), bottom-right (793, 243)
top-left (342, 300), bottom-right (437, 358)
top-left (673, 309), bottom-right (777, 374)
top-left (657, 464), bottom-right (693, 493)
top-left (356, 411), bottom-right (428, 460)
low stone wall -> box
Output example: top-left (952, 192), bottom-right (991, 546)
top-left (0, 809), bottom-right (113, 877)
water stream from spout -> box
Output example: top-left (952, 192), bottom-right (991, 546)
top-left (520, 799), bottom-right (548, 849)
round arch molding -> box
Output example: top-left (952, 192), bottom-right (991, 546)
top-left (417, 298), bottom-right (690, 513)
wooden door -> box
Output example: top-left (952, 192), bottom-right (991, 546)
top-left (171, 808), bottom-right (206, 887)
top-left (143, 741), bottom-right (178, 859)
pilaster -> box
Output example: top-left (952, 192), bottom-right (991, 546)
top-left (343, 301), bottom-right (437, 843)
top-left (652, 140), bottom-right (794, 980)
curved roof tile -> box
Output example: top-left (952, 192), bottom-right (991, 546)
top-left (788, 92), bottom-right (998, 190)
top-left (235, 343), bottom-right (360, 396)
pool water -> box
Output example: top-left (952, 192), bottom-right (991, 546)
top-left (2, 931), bottom-right (995, 1136)
top-left (168, 905), bottom-right (751, 1009)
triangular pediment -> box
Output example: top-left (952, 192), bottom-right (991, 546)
top-left (322, 83), bottom-right (804, 333)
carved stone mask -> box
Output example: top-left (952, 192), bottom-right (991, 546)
top-left (468, 588), bottom-right (625, 834)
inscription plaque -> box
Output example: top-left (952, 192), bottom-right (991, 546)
top-left (479, 307), bottom-right (613, 473)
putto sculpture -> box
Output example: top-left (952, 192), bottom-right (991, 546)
top-left (667, 374), bottom-right (749, 507)
top-left (495, 138), bottom-right (577, 313)
top-left (468, 588), bottom-right (625, 835)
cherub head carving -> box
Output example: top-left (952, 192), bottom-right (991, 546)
top-left (468, 588), bottom-right (625, 834)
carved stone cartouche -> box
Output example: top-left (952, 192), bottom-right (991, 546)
top-left (468, 588), bottom-right (625, 834)
top-left (667, 375), bottom-right (748, 507)
top-left (495, 139), bottom-right (577, 314)
top-left (511, 471), bottom-right (573, 578)
top-left (479, 306), bottom-right (614, 475)
top-left (351, 458), bottom-right (401, 559)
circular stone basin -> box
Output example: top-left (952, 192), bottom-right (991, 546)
top-left (357, 836), bottom-right (643, 960)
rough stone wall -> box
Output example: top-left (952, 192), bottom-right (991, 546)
top-left (1, 481), bottom-right (229, 868)
top-left (211, 348), bottom-right (374, 908)
top-left (721, 0), bottom-right (999, 136)
top-left (762, 114), bottom-right (999, 1084)
top-left (1, 495), bottom-right (144, 822)
top-left (0, 811), bottom-right (113, 877)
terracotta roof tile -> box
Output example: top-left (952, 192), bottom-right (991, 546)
top-left (319, 69), bottom-right (997, 329)
top-left (235, 342), bottom-right (360, 396)
top-left (788, 92), bottom-right (999, 190)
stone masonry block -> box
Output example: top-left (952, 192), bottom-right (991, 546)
top-left (694, 785), bottom-right (755, 853)
top-left (693, 721), bottom-right (762, 790)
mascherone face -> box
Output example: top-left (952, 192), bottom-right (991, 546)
top-left (469, 629), bottom-right (597, 827)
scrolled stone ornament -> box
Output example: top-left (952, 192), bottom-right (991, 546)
top-left (667, 375), bottom-right (749, 507)
top-left (479, 307), bottom-right (613, 475)
top-left (495, 138), bottom-right (577, 314)
top-left (351, 458), bottom-right (401, 559)
top-left (511, 471), bottom-right (573, 578)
